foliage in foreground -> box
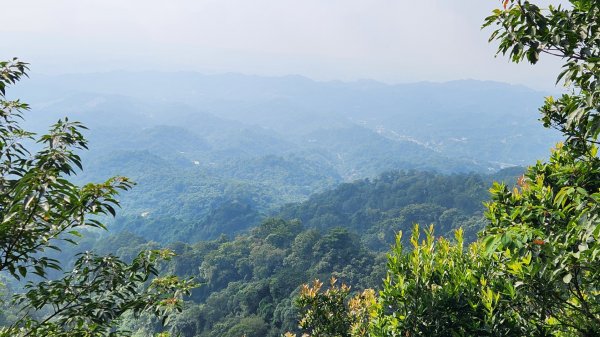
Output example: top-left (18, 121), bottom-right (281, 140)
top-left (290, 227), bottom-right (525, 337)
top-left (0, 59), bottom-right (195, 336)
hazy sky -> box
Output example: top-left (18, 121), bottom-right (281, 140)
top-left (1, 0), bottom-right (568, 90)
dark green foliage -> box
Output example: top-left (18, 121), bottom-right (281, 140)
top-left (101, 218), bottom-right (385, 337)
top-left (14, 250), bottom-right (196, 336)
top-left (279, 170), bottom-right (496, 248)
top-left (95, 166), bottom-right (501, 250)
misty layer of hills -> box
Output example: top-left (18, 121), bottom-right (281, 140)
top-left (11, 72), bottom-right (560, 241)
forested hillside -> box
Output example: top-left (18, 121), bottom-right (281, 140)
top-left (0, 165), bottom-right (519, 336)
top-left (80, 150), bottom-right (342, 242)
top-left (16, 169), bottom-right (520, 336)
top-left (86, 219), bottom-right (386, 337)
top-left (277, 169), bottom-right (521, 246)
top-left (107, 168), bottom-right (520, 245)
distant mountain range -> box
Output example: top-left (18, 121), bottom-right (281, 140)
top-left (9, 71), bottom-right (561, 241)
top-left (15, 72), bottom-right (560, 169)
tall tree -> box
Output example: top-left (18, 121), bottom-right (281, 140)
top-left (0, 58), bottom-right (195, 337)
top-left (482, 1), bottom-right (600, 334)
